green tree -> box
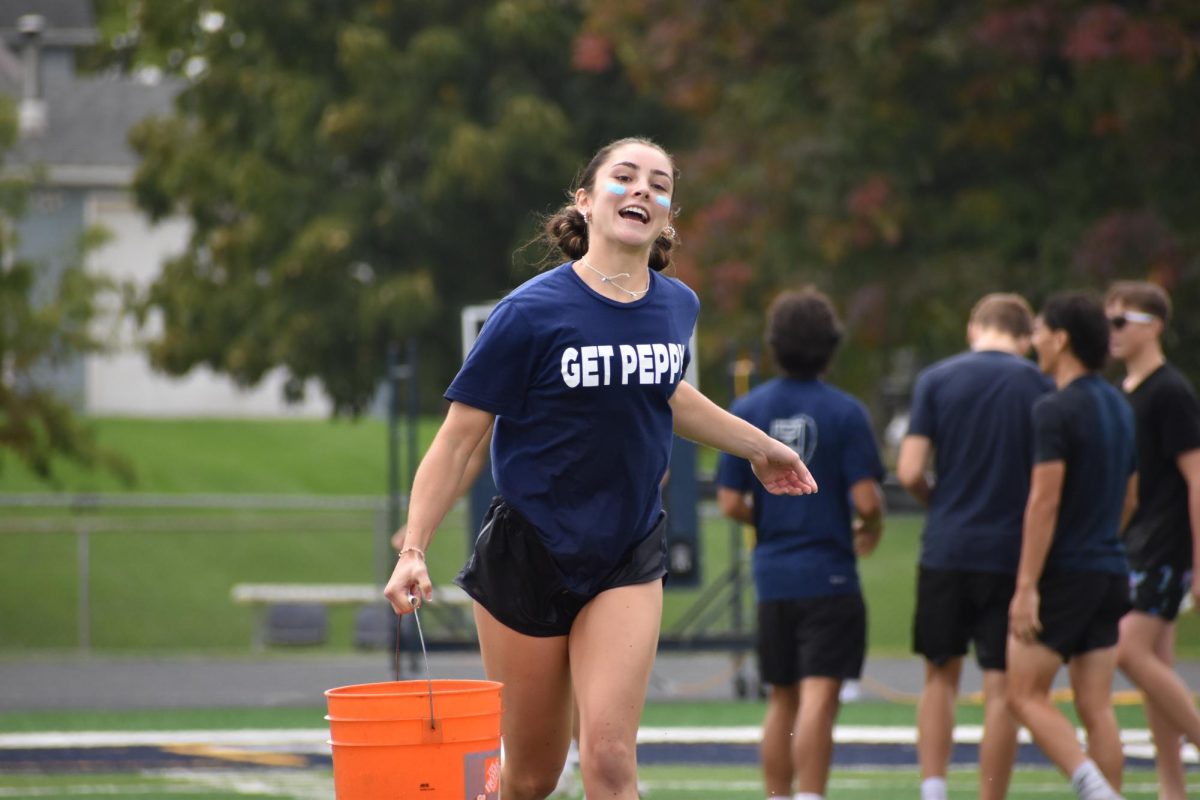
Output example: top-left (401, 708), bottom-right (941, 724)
top-left (0, 99), bottom-right (129, 484)
top-left (590, 1), bottom-right (1200, 408)
top-left (108, 0), bottom-right (683, 413)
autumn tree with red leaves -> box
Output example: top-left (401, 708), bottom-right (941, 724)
top-left (589, 2), bottom-right (1200, 408)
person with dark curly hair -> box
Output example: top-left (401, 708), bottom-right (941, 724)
top-left (716, 287), bottom-right (885, 800)
top-left (1006, 292), bottom-right (1135, 800)
top-left (384, 137), bottom-right (818, 800)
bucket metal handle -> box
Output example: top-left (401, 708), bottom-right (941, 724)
top-left (402, 593), bottom-right (437, 730)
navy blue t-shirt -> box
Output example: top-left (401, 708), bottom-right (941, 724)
top-left (716, 379), bottom-right (885, 601)
top-left (1033, 374), bottom-right (1134, 576)
top-left (445, 262), bottom-right (700, 595)
top-left (907, 350), bottom-right (1052, 574)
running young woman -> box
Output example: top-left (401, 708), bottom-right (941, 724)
top-left (384, 137), bottom-right (818, 800)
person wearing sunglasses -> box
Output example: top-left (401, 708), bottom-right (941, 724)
top-left (1106, 280), bottom-right (1200, 800)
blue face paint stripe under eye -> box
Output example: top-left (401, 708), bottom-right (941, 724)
top-left (654, 195), bottom-right (671, 209)
top-left (604, 182), bottom-right (627, 196)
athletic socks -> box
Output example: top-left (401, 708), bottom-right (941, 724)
top-left (794, 794), bottom-right (824, 800)
top-left (767, 795), bottom-right (790, 800)
top-left (920, 776), bottom-right (948, 800)
top-left (1070, 759), bottom-right (1123, 800)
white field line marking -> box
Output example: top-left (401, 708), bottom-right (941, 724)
top-left (0, 788), bottom-right (214, 797)
top-left (165, 769), bottom-right (333, 799)
top-left (0, 771), bottom-right (336, 799)
top-left (1, 726), bottom-right (1193, 762)
top-left (631, 777), bottom-right (1181, 794)
top-left (0, 729), bottom-right (327, 749)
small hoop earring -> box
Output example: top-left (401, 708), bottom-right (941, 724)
top-left (663, 225), bottom-right (677, 240)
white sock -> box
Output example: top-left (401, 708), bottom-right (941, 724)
top-left (767, 795), bottom-right (790, 800)
top-left (921, 776), bottom-right (948, 800)
top-left (565, 738), bottom-right (580, 767)
top-left (1070, 759), bottom-right (1121, 800)
top-left (794, 794), bottom-right (824, 800)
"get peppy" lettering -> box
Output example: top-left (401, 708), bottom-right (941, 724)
top-left (560, 343), bottom-right (686, 388)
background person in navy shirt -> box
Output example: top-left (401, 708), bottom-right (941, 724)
top-left (384, 138), bottom-right (817, 800)
top-left (717, 288), bottom-right (885, 800)
top-left (1006, 292), bottom-right (1135, 800)
top-left (896, 293), bottom-right (1049, 800)
top-left (1107, 281), bottom-right (1200, 800)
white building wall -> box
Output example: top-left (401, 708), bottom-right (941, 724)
top-left (83, 191), bottom-right (332, 417)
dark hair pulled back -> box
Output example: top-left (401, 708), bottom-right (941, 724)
top-left (543, 137), bottom-right (678, 272)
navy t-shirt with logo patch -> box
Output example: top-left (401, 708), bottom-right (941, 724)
top-left (715, 378), bottom-right (885, 601)
top-left (445, 262), bottom-right (699, 595)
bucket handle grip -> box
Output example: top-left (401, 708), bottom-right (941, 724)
top-left (402, 593), bottom-right (437, 730)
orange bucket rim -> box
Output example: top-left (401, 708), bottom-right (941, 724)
top-left (327, 739), bottom-right (501, 748)
top-left (325, 712), bottom-right (501, 723)
top-left (324, 679), bottom-right (503, 699)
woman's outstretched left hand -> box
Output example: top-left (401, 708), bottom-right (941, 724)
top-left (751, 439), bottom-right (818, 495)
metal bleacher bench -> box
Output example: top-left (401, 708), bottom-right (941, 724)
top-left (231, 583), bottom-right (473, 651)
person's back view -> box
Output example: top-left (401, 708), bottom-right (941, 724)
top-left (717, 287), bottom-right (885, 800)
top-left (897, 293), bottom-right (1051, 800)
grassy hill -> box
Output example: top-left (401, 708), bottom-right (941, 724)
top-left (0, 417), bottom-right (420, 495)
top-left (3, 417), bottom-right (1196, 658)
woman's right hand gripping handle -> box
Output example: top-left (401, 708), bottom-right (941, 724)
top-left (384, 548), bottom-right (433, 615)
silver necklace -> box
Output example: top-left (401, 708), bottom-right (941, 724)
top-left (579, 256), bottom-right (650, 299)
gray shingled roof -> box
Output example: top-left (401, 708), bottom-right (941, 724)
top-left (6, 69), bottom-right (180, 171)
top-left (0, 0), bottom-right (97, 47)
top-left (0, 0), bottom-right (180, 177)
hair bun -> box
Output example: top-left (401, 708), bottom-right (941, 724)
top-left (546, 206), bottom-right (588, 260)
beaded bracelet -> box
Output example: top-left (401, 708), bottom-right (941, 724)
top-left (398, 546), bottom-right (426, 560)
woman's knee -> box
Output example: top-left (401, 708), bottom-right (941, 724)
top-left (503, 764), bottom-right (563, 800)
top-left (581, 736), bottom-right (636, 787)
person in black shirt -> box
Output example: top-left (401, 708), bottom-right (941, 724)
top-left (1006, 293), bottom-right (1135, 800)
top-left (1107, 281), bottom-right (1200, 800)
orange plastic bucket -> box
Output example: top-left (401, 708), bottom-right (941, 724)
top-left (325, 679), bottom-right (503, 799)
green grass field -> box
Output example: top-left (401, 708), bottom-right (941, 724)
top-left (0, 698), bottom-right (1157, 734)
top-left (3, 416), bottom-right (1199, 657)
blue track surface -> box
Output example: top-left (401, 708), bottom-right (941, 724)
top-left (0, 741), bottom-right (1176, 774)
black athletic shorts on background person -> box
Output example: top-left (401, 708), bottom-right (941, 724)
top-left (1129, 563), bottom-right (1193, 621)
top-left (1035, 572), bottom-right (1131, 662)
top-left (454, 496), bottom-right (668, 638)
top-left (756, 594), bottom-right (866, 686)
top-left (913, 567), bottom-right (1015, 671)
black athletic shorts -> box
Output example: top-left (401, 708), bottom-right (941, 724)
top-left (912, 567), bottom-right (1015, 671)
top-left (1035, 571), bottom-right (1131, 662)
top-left (1129, 563), bottom-right (1193, 622)
top-left (756, 594), bottom-right (866, 686)
top-left (454, 497), bottom-right (668, 638)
